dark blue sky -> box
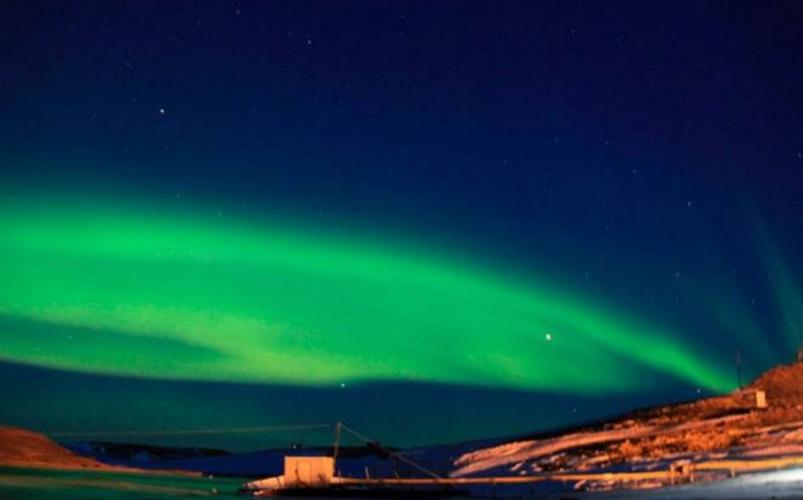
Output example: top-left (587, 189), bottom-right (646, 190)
top-left (1, 1), bottom-right (802, 447)
top-left (4, 2), bottom-right (801, 244)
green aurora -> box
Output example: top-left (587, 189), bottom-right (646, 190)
top-left (0, 195), bottom-right (734, 394)
top-left (752, 217), bottom-right (803, 356)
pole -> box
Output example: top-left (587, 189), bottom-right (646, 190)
top-left (333, 422), bottom-right (342, 463)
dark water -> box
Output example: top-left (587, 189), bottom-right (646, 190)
top-left (0, 467), bottom-right (245, 499)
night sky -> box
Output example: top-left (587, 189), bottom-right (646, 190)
top-left (1, 1), bottom-right (802, 450)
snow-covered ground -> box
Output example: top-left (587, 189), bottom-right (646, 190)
top-left (584, 468), bottom-right (803, 499)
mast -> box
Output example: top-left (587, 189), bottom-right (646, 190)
top-left (332, 421), bottom-right (342, 463)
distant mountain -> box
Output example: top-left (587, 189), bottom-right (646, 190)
top-left (67, 441), bottom-right (229, 465)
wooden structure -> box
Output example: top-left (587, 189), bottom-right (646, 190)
top-left (283, 456), bottom-right (334, 486)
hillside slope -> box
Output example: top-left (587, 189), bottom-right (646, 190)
top-left (0, 426), bottom-right (148, 472)
top-left (452, 361), bottom-right (803, 490)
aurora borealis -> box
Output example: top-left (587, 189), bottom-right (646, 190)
top-left (0, 195), bottom-right (733, 392)
top-left (2, 1), bottom-right (803, 447)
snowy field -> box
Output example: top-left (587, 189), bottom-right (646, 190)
top-left (582, 468), bottom-right (803, 499)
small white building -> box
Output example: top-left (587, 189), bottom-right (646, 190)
top-left (284, 456), bottom-right (335, 485)
top-left (243, 456), bottom-right (336, 493)
top-left (755, 390), bottom-right (767, 409)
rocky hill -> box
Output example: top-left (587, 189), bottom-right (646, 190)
top-left (451, 361), bottom-right (803, 491)
top-left (0, 426), bottom-right (198, 475)
top-left (0, 425), bottom-right (131, 471)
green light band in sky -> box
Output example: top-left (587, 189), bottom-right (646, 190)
top-left (0, 195), bottom-right (733, 393)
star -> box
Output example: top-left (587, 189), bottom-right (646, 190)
top-left (545, 333), bottom-right (553, 341)
top-left (159, 108), bottom-right (165, 115)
